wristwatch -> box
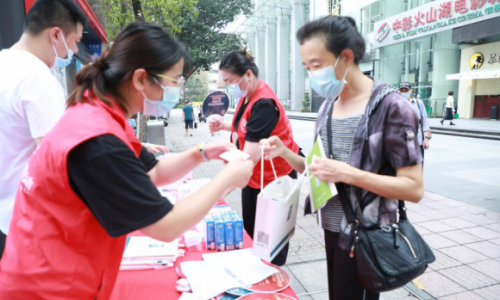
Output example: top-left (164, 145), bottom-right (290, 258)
top-left (424, 136), bottom-right (432, 140)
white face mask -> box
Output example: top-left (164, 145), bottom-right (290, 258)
top-left (52, 33), bottom-right (74, 69)
top-left (308, 59), bottom-right (349, 99)
top-left (400, 92), bottom-right (411, 100)
top-left (228, 76), bottom-right (247, 98)
top-left (142, 80), bottom-right (181, 116)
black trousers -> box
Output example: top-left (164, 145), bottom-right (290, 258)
top-left (241, 169), bottom-right (297, 266)
top-left (0, 230), bottom-right (6, 260)
top-left (324, 230), bottom-right (380, 300)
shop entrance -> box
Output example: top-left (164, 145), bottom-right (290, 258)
top-left (474, 96), bottom-right (500, 119)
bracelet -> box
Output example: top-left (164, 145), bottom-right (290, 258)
top-left (196, 144), bottom-right (205, 162)
top-left (199, 142), bottom-right (211, 162)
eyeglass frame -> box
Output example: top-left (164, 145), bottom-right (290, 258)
top-left (153, 73), bottom-right (185, 87)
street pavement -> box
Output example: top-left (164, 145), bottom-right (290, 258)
top-left (162, 109), bottom-right (500, 300)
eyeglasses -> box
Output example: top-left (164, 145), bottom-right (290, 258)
top-left (155, 73), bottom-right (185, 87)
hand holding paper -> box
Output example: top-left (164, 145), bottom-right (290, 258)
top-left (203, 141), bottom-right (234, 160)
top-left (220, 148), bottom-right (250, 162)
top-left (305, 138), bottom-right (338, 213)
top-left (309, 157), bottom-right (352, 184)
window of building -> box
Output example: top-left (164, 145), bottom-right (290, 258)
top-left (360, 1), bottom-right (382, 35)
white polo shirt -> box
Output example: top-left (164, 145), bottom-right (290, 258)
top-left (0, 49), bottom-right (65, 234)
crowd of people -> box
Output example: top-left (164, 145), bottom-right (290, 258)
top-left (0, 0), bottom-right (427, 299)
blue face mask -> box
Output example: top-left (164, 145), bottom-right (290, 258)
top-left (228, 76), bottom-right (247, 98)
top-left (308, 59), bottom-right (349, 99)
top-left (143, 81), bottom-right (181, 117)
top-left (52, 33), bottom-right (74, 69)
top-left (400, 92), bottom-right (411, 100)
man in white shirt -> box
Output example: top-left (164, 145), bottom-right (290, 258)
top-left (399, 82), bottom-right (431, 161)
top-left (0, 0), bottom-right (84, 257)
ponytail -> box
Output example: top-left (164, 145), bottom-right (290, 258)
top-left (220, 48), bottom-right (259, 77)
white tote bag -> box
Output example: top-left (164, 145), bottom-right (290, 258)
top-left (252, 148), bottom-right (302, 262)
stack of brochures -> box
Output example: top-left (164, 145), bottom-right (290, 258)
top-left (120, 236), bottom-right (179, 271)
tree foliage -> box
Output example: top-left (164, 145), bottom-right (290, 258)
top-left (178, 0), bottom-right (252, 79)
top-left (184, 71), bottom-right (209, 103)
top-left (101, 0), bottom-right (198, 41)
top-left (101, 0), bottom-right (252, 79)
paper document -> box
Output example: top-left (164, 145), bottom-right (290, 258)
top-left (182, 250), bottom-right (278, 300)
top-left (305, 138), bottom-right (338, 213)
top-left (178, 293), bottom-right (201, 300)
top-left (122, 236), bottom-right (178, 260)
top-left (202, 249), bottom-right (278, 286)
top-left (220, 149), bottom-right (250, 162)
top-left (119, 264), bottom-right (172, 271)
top-left (181, 261), bottom-right (239, 300)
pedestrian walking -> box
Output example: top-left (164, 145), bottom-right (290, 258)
top-left (0, 0), bottom-right (84, 258)
top-left (209, 50), bottom-right (301, 266)
top-left (441, 91), bottom-right (456, 125)
top-left (182, 100), bottom-right (195, 136)
top-left (0, 22), bottom-right (253, 299)
top-left (261, 16), bottom-right (424, 300)
top-left (399, 82), bottom-right (431, 160)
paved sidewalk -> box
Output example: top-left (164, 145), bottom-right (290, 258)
top-left (427, 118), bottom-right (500, 133)
top-left (164, 109), bottom-right (500, 300)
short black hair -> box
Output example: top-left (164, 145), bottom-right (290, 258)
top-left (219, 49), bottom-right (259, 77)
top-left (25, 0), bottom-right (86, 36)
top-left (448, 91), bottom-right (455, 96)
top-left (296, 16), bottom-right (366, 64)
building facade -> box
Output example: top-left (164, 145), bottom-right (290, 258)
top-left (361, 0), bottom-right (500, 118)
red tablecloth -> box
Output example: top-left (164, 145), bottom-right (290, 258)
top-left (110, 203), bottom-right (298, 300)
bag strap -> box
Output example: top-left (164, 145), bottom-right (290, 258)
top-left (260, 146), bottom-right (278, 190)
top-left (325, 100), bottom-right (408, 226)
top-left (415, 99), bottom-right (425, 141)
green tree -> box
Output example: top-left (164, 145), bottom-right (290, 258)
top-left (301, 93), bottom-right (311, 112)
top-left (101, 0), bottom-right (198, 40)
top-left (178, 0), bottom-right (252, 79)
top-left (184, 71), bottom-right (209, 103)
top-left (101, 0), bottom-right (252, 79)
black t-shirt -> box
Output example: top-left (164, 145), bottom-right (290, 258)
top-left (67, 134), bottom-right (173, 238)
top-left (233, 98), bottom-right (280, 146)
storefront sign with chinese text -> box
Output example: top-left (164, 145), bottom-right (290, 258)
top-left (487, 53), bottom-right (500, 64)
top-left (373, 0), bottom-right (500, 48)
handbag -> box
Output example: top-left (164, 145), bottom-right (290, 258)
top-left (325, 103), bottom-right (435, 293)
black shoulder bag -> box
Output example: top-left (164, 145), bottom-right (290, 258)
top-left (326, 103), bottom-right (435, 293)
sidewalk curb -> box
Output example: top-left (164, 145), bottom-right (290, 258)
top-left (404, 282), bottom-right (436, 300)
top-left (228, 110), bottom-right (500, 141)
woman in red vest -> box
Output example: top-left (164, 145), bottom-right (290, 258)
top-left (209, 50), bottom-right (300, 266)
top-left (0, 23), bottom-right (253, 299)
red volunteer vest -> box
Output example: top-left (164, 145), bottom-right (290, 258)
top-left (0, 93), bottom-right (141, 300)
top-left (231, 80), bottom-right (299, 189)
